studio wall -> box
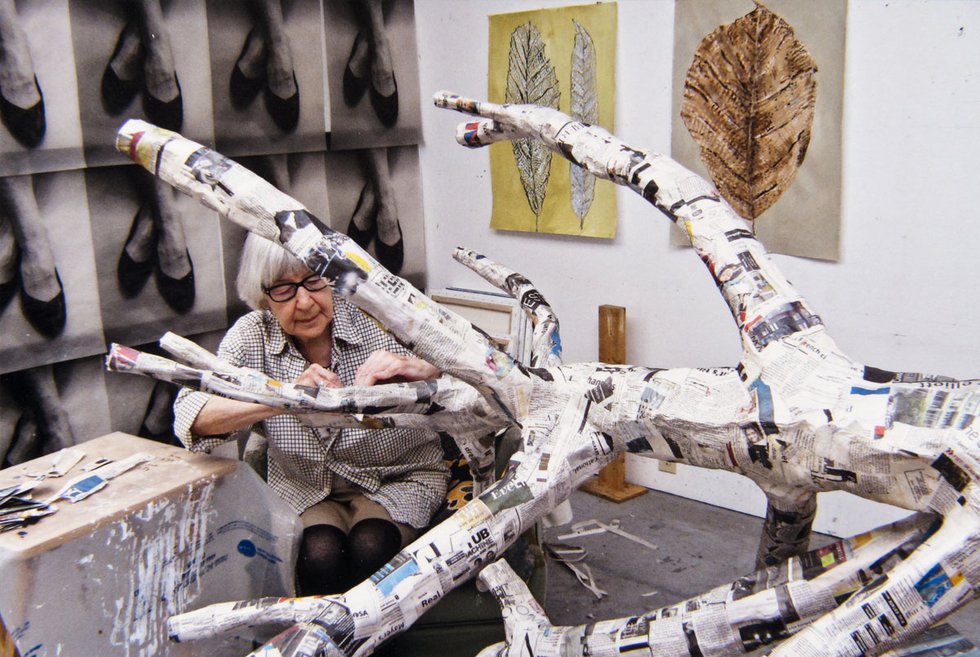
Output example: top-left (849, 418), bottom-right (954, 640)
top-left (415, 0), bottom-right (980, 536)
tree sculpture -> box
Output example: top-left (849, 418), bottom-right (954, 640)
top-left (107, 93), bottom-right (978, 657)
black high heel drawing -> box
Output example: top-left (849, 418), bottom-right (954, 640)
top-left (230, 28), bottom-right (266, 110)
top-left (342, 33), bottom-right (369, 107)
top-left (117, 208), bottom-right (155, 299)
top-left (0, 75), bottom-right (44, 148)
top-left (374, 222), bottom-right (403, 274)
top-left (20, 268), bottom-right (65, 338)
top-left (369, 76), bottom-right (397, 128)
top-left (345, 183), bottom-right (376, 251)
top-left (155, 248), bottom-right (194, 313)
top-left (143, 75), bottom-right (183, 131)
top-left (101, 28), bottom-right (143, 115)
top-left (264, 71), bottom-right (299, 133)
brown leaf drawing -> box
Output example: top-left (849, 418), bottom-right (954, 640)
top-left (506, 22), bottom-right (560, 227)
top-left (681, 4), bottom-right (817, 224)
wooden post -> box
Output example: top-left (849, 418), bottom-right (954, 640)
top-left (580, 305), bottom-right (648, 502)
top-left (0, 616), bottom-right (19, 657)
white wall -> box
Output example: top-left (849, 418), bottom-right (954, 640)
top-left (414, 0), bottom-right (980, 536)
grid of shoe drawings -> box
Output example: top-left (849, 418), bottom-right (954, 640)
top-left (0, 0), bottom-right (426, 469)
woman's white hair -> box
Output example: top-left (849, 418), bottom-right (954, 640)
top-left (236, 233), bottom-right (310, 310)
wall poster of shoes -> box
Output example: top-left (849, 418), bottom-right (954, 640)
top-left (86, 165), bottom-right (228, 348)
top-left (323, 0), bottom-right (422, 151)
top-left (0, 0), bottom-right (84, 177)
top-left (206, 0), bottom-right (327, 158)
top-left (0, 171), bottom-right (105, 374)
top-left (324, 146), bottom-right (424, 290)
top-left (0, 358), bottom-right (112, 465)
top-left (70, 0), bottom-right (216, 168)
top-left (0, 0), bottom-right (430, 467)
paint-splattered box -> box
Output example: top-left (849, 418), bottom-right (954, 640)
top-left (0, 432), bottom-right (300, 657)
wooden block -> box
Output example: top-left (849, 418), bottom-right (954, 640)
top-left (582, 305), bottom-right (647, 502)
top-left (580, 454), bottom-right (649, 502)
top-left (0, 616), bottom-right (19, 657)
top-left (598, 305), bottom-right (627, 364)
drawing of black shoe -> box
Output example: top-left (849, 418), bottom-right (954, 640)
top-left (20, 268), bottom-right (65, 338)
top-left (0, 76), bottom-right (45, 148)
top-left (374, 223), bottom-right (403, 274)
top-left (370, 77), bottom-right (398, 128)
top-left (230, 28), bottom-right (266, 110)
top-left (342, 33), bottom-right (369, 107)
top-left (101, 29), bottom-right (143, 115)
top-left (264, 71), bottom-right (299, 133)
top-left (155, 249), bottom-right (195, 313)
top-left (346, 183), bottom-right (376, 250)
top-left (143, 76), bottom-right (183, 131)
top-left (117, 209), bottom-right (155, 298)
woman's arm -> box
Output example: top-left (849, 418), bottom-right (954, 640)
top-left (190, 396), bottom-right (280, 437)
top-left (190, 362), bottom-right (341, 436)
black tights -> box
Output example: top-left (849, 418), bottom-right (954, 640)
top-left (296, 518), bottom-right (403, 595)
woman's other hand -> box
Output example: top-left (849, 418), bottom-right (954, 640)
top-left (354, 351), bottom-right (440, 386)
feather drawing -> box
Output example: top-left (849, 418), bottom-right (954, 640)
top-left (569, 20), bottom-right (598, 228)
top-left (681, 3), bottom-right (817, 227)
top-left (506, 22), bottom-right (560, 229)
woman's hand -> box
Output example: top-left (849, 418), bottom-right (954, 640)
top-left (295, 363), bottom-right (342, 388)
top-left (354, 351), bottom-right (441, 386)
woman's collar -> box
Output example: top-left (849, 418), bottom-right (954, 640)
top-left (329, 295), bottom-right (365, 347)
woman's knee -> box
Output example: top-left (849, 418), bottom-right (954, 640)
top-left (347, 518), bottom-right (402, 573)
top-left (296, 524), bottom-right (347, 594)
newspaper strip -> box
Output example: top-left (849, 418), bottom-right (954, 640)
top-left (454, 248), bottom-right (563, 368)
top-left (2, 453), bottom-right (151, 532)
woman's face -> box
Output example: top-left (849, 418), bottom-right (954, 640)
top-left (266, 269), bottom-right (334, 344)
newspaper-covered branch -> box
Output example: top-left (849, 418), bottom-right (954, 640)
top-left (475, 514), bottom-right (940, 657)
top-left (105, 338), bottom-right (503, 490)
top-left (433, 92), bottom-right (980, 655)
top-left (108, 100), bottom-right (979, 657)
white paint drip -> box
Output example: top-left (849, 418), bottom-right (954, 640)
top-left (108, 480), bottom-right (215, 657)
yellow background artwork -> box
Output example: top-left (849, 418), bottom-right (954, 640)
top-left (488, 3), bottom-right (618, 238)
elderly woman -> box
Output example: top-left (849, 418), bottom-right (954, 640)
top-left (174, 233), bottom-right (446, 594)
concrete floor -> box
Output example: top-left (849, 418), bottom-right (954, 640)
top-left (543, 488), bottom-right (980, 648)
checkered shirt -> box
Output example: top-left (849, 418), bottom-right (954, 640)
top-left (173, 295), bottom-right (448, 528)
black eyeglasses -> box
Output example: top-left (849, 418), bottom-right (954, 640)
top-left (263, 274), bottom-right (329, 302)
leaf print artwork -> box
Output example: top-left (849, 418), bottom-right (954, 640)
top-left (506, 22), bottom-right (560, 230)
top-left (488, 3), bottom-right (617, 238)
top-left (569, 20), bottom-right (598, 228)
top-left (681, 3), bottom-right (817, 227)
